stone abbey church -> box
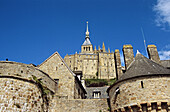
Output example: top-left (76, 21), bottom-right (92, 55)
top-left (64, 22), bottom-right (116, 79)
top-left (0, 22), bottom-right (170, 112)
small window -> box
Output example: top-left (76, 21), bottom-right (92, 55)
top-left (141, 81), bottom-right (144, 88)
top-left (93, 91), bottom-right (101, 98)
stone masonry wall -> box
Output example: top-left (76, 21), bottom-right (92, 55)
top-left (50, 98), bottom-right (110, 112)
top-left (0, 78), bottom-right (43, 111)
top-left (74, 78), bottom-right (86, 99)
top-left (0, 61), bottom-right (57, 93)
top-left (64, 52), bottom-right (116, 80)
top-left (109, 76), bottom-right (170, 111)
top-left (38, 52), bottom-right (85, 99)
top-left (0, 61), bottom-right (56, 112)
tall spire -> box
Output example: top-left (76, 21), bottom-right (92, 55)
top-left (102, 42), bottom-right (106, 52)
top-left (85, 21), bottom-right (89, 39)
top-left (108, 48), bottom-right (110, 53)
top-left (82, 21), bottom-right (92, 46)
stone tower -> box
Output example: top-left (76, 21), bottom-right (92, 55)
top-left (81, 21), bottom-right (93, 53)
top-left (107, 51), bottom-right (170, 112)
top-left (122, 44), bottom-right (134, 69)
top-left (64, 21), bottom-right (116, 79)
top-left (114, 49), bottom-right (122, 79)
top-left (147, 45), bottom-right (160, 63)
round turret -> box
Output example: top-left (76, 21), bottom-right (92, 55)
top-left (107, 52), bottom-right (170, 112)
top-left (0, 61), bottom-right (57, 111)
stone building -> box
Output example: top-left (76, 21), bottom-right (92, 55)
top-left (64, 22), bottom-right (116, 79)
top-left (0, 61), bottom-right (57, 111)
top-left (38, 51), bottom-right (86, 99)
top-left (0, 42), bottom-right (170, 112)
top-left (107, 51), bottom-right (170, 112)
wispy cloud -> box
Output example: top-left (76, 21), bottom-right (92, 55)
top-left (153, 0), bottom-right (170, 30)
top-left (158, 44), bottom-right (170, 60)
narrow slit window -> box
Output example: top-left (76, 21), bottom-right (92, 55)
top-left (141, 81), bottom-right (144, 88)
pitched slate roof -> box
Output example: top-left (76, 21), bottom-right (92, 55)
top-left (160, 60), bottom-right (170, 69)
top-left (118, 51), bottom-right (170, 81)
top-left (82, 38), bottom-right (92, 45)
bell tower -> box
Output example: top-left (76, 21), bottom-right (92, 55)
top-left (81, 21), bottom-right (93, 53)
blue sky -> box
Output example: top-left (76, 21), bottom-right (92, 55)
top-left (0, 0), bottom-right (170, 65)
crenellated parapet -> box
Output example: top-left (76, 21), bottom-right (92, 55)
top-left (113, 101), bottom-right (170, 112)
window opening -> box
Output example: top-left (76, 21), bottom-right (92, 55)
top-left (141, 81), bottom-right (144, 88)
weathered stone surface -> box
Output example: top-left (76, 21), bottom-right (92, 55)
top-left (50, 98), bottom-right (110, 112)
top-left (0, 78), bottom-right (43, 111)
top-left (109, 76), bottom-right (170, 111)
top-left (0, 61), bottom-right (57, 93)
top-left (147, 45), bottom-right (160, 63)
top-left (38, 52), bottom-right (86, 99)
top-left (122, 44), bottom-right (134, 69)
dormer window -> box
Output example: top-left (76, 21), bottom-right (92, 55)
top-left (93, 91), bottom-right (101, 98)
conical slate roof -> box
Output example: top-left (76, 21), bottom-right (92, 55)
top-left (118, 51), bottom-right (170, 81)
top-left (82, 38), bottom-right (92, 45)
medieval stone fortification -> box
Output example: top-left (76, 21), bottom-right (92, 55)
top-left (0, 22), bottom-right (170, 112)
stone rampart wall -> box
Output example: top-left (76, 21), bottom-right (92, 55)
top-left (109, 76), bottom-right (170, 111)
top-left (0, 78), bottom-right (44, 111)
top-left (0, 61), bottom-right (57, 93)
top-left (50, 98), bottom-right (110, 112)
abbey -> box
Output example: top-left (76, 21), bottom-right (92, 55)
top-left (64, 22), bottom-right (116, 79)
top-left (0, 22), bottom-right (170, 112)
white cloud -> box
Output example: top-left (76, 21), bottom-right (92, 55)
top-left (158, 44), bottom-right (170, 60)
top-left (153, 0), bottom-right (170, 30)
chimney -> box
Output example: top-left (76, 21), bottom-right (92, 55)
top-left (114, 49), bottom-right (122, 80)
top-left (147, 45), bottom-right (160, 63)
top-left (122, 44), bottom-right (134, 69)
